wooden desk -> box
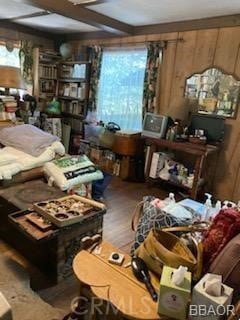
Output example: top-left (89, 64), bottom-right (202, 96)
top-left (143, 137), bottom-right (219, 199)
top-left (73, 241), bottom-right (165, 320)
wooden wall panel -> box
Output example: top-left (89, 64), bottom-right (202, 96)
top-left (211, 27), bottom-right (240, 200)
top-left (192, 28), bottom-right (219, 72)
top-left (159, 41), bottom-right (177, 114)
top-left (214, 26), bottom-right (240, 73)
top-left (72, 26), bottom-right (240, 201)
top-left (0, 27), bottom-right (54, 49)
top-left (168, 31), bottom-right (198, 120)
top-left (234, 44), bottom-right (240, 78)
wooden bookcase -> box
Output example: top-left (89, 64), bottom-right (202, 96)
top-left (57, 61), bottom-right (91, 125)
top-left (33, 48), bottom-right (60, 111)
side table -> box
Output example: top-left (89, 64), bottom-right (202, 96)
top-left (73, 241), bottom-right (166, 320)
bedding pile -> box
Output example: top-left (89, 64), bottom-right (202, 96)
top-left (0, 124), bottom-right (65, 180)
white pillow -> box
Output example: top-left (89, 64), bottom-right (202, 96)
top-left (44, 155), bottom-right (103, 191)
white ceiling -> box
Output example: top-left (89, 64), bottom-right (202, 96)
top-left (0, 0), bottom-right (44, 19)
top-left (88, 0), bottom-right (240, 26)
top-left (15, 13), bottom-right (100, 33)
top-left (0, 0), bottom-right (239, 34)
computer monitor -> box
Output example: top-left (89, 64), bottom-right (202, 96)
top-left (189, 114), bottom-right (225, 143)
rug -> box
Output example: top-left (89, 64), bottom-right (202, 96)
top-left (0, 254), bottom-right (63, 320)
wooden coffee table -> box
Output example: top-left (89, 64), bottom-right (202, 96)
top-left (73, 241), bottom-right (168, 320)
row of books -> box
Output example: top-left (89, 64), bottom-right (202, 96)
top-left (59, 83), bottom-right (86, 99)
top-left (60, 100), bottom-right (84, 116)
top-left (39, 65), bottom-right (57, 79)
top-left (60, 64), bottom-right (86, 79)
top-left (0, 96), bottom-right (17, 113)
top-left (39, 79), bottom-right (55, 93)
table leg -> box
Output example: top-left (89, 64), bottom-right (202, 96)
top-left (64, 282), bottom-right (89, 320)
top-left (146, 144), bottom-right (156, 177)
top-left (191, 155), bottom-right (204, 199)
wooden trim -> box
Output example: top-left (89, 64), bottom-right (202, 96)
top-left (134, 14), bottom-right (240, 35)
top-left (65, 31), bottom-right (118, 41)
top-left (0, 21), bottom-right (55, 40)
top-left (62, 14), bottom-right (240, 40)
top-left (81, 0), bottom-right (118, 6)
top-left (19, 0), bottom-right (133, 35)
top-left (0, 11), bottom-right (51, 22)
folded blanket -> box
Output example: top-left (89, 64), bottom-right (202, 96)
top-left (0, 141), bottom-right (65, 180)
top-left (0, 124), bottom-right (60, 157)
top-left (0, 163), bottom-right (22, 180)
top-left (0, 150), bottom-right (17, 166)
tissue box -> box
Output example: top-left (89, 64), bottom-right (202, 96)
top-left (189, 273), bottom-right (233, 320)
top-left (158, 266), bottom-right (192, 320)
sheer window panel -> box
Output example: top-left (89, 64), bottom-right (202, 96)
top-left (0, 44), bottom-right (20, 67)
top-left (97, 47), bottom-right (147, 131)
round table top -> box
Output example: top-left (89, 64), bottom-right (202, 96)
top-left (73, 241), bottom-right (164, 320)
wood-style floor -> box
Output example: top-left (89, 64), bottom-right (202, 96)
top-left (0, 177), bottom-right (167, 315)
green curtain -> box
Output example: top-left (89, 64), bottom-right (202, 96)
top-left (89, 45), bottom-right (103, 111)
top-left (143, 42), bottom-right (164, 115)
top-left (19, 40), bottom-right (34, 84)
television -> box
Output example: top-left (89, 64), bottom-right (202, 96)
top-left (189, 114), bottom-right (225, 143)
top-left (142, 113), bottom-right (171, 139)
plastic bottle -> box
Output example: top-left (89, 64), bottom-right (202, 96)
top-left (202, 193), bottom-right (213, 221)
top-left (210, 200), bottom-right (221, 219)
top-left (164, 192), bottom-right (176, 206)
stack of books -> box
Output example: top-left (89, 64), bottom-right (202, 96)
top-left (0, 96), bottom-right (17, 121)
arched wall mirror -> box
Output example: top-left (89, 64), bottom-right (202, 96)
top-left (184, 67), bottom-right (240, 118)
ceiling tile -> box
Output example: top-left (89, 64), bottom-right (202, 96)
top-left (0, 0), bottom-right (44, 19)
top-left (15, 13), bottom-right (100, 33)
top-left (87, 0), bottom-right (240, 25)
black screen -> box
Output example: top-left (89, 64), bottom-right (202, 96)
top-left (189, 114), bottom-right (225, 143)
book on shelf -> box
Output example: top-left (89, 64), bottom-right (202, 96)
top-left (72, 64), bottom-right (86, 78)
top-left (69, 83), bottom-right (78, 98)
top-left (63, 84), bottom-right (70, 96)
top-left (78, 83), bottom-right (86, 99)
top-left (61, 65), bottom-right (73, 78)
top-left (39, 65), bottom-right (57, 79)
top-left (149, 152), bottom-right (166, 179)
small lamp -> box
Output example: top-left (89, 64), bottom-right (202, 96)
top-left (0, 66), bottom-right (26, 95)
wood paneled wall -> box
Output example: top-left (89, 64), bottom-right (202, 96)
top-left (71, 26), bottom-right (240, 201)
top-left (0, 27), bottom-right (54, 49)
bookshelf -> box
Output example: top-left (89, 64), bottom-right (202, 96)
top-left (57, 60), bottom-right (91, 132)
top-left (33, 48), bottom-right (60, 111)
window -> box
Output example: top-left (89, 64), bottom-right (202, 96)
top-left (0, 44), bottom-right (20, 67)
top-left (97, 47), bottom-right (147, 130)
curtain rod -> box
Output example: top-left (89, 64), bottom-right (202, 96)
top-left (89, 37), bottom-right (184, 47)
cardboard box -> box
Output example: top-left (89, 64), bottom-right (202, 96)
top-left (158, 266), bottom-right (192, 320)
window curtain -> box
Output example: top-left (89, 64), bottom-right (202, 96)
top-left (143, 42), bottom-right (164, 115)
top-left (89, 45), bottom-right (103, 111)
top-left (19, 40), bottom-right (34, 84)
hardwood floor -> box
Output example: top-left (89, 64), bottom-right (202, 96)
top-left (0, 177), bottom-right (168, 315)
